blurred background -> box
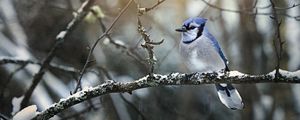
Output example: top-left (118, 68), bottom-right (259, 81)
top-left (0, 0), bottom-right (300, 119)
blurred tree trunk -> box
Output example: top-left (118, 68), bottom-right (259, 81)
top-left (237, 0), bottom-right (264, 119)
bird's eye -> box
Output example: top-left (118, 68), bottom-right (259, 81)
top-left (188, 26), bottom-right (196, 30)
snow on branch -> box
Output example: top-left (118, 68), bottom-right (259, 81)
top-left (32, 69), bottom-right (300, 120)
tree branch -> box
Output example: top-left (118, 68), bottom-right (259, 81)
top-left (32, 69), bottom-right (300, 120)
top-left (73, 0), bottom-right (134, 93)
top-left (89, 9), bottom-right (147, 68)
top-left (20, 0), bottom-right (96, 109)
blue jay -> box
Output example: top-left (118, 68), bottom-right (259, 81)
top-left (176, 17), bottom-right (244, 110)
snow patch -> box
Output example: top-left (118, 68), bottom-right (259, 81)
top-left (103, 38), bottom-right (110, 45)
top-left (170, 73), bottom-right (179, 78)
top-left (56, 31), bottom-right (67, 39)
top-left (12, 105), bottom-right (38, 120)
top-left (11, 96), bottom-right (24, 115)
top-left (268, 69), bottom-right (300, 79)
top-left (114, 39), bottom-right (126, 47)
top-left (228, 71), bottom-right (245, 77)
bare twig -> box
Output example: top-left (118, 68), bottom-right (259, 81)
top-left (20, 0), bottom-right (96, 109)
top-left (137, 18), bottom-right (163, 77)
top-left (256, 3), bottom-right (300, 10)
top-left (145, 0), bottom-right (166, 12)
top-left (198, 0), bottom-right (212, 16)
top-left (0, 63), bottom-right (27, 98)
top-left (32, 69), bottom-right (300, 120)
top-left (0, 57), bottom-right (79, 74)
top-left (275, 3), bottom-right (300, 10)
top-left (135, 0), bottom-right (165, 77)
top-left (200, 0), bottom-right (300, 21)
top-left (137, 0), bottom-right (166, 16)
top-left (270, 0), bottom-right (284, 78)
top-left (90, 9), bottom-right (146, 67)
top-left (137, 15), bottom-right (178, 68)
top-left (73, 0), bottom-right (134, 93)
top-left (0, 58), bottom-right (36, 65)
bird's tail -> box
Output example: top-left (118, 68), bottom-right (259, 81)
top-left (215, 83), bottom-right (244, 110)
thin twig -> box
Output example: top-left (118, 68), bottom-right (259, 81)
top-left (0, 57), bottom-right (79, 74)
top-left (90, 9), bottom-right (146, 67)
top-left (201, 0), bottom-right (300, 21)
top-left (253, 0), bottom-right (300, 10)
top-left (0, 63), bottom-right (27, 98)
top-left (20, 0), bottom-right (96, 109)
top-left (73, 0), bottom-right (134, 93)
top-left (270, 0), bottom-right (284, 78)
top-left (137, 0), bottom-right (166, 16)
top-left (0, 58), bottom-right (35, 65)
top-left (137, 18), bottom-right (163, 77)
top-left (145, 0), bottom-right (166, 12)
top-left (275, 3), bottom-right (300, 10)
top-left (135, 0), bottom-right (165, 77)
top-left (198, 0), bottom-right (211, 16)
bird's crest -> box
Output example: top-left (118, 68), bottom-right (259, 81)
top-left (183, 17), bottom-right (207, 27)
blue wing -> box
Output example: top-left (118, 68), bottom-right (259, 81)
top-left (203, 28), bottom-right (229, 70)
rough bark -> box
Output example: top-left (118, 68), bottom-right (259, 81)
top-left (32, 69), bottom-right (300, 120)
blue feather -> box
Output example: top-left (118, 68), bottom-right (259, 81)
top-left (178, 17), bottom-right (243, 110)
top-left (203, 28), bottom-right (229, 68)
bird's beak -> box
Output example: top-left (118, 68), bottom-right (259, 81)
top-left (175, 27), bottom-right (187, 32)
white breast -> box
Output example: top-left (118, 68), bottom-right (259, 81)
top-left (179, 35), bottom-right (225, 73)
